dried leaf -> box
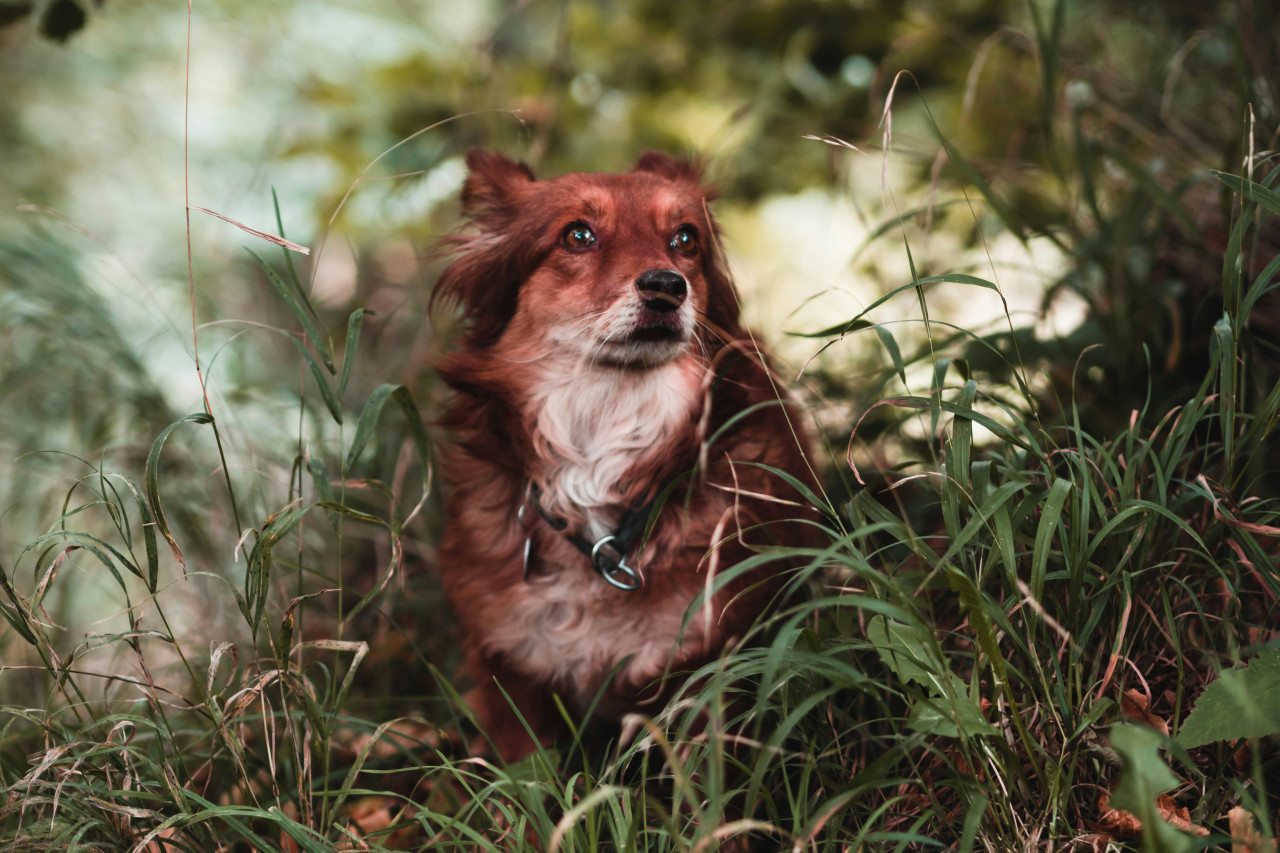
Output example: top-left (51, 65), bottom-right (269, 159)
top-left (341, 795), bottom-right (420, 849)
top-left (347, 795), bottom-right (397, 833)
top-left (1072, 833), bottom-right (1116, 852)
top-left (345, 720), bottom-right (439, 760)
top-left (1231, 806), bottom-right (1278, 853)
top-left (1097, 792), bottom-right (1143, 838)
top-left (1155, 794), bottom-right (1208, 837)
top-left (1121, 688), bottom-right (1170, 736)
top-left (192, 206), bottom-right (311, 254)
top-left (1096, 791), bottom-right (1208, 842)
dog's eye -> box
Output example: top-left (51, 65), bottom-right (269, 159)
top-left (669, 225), bottom-right (698, 255)
top-left (562, 222), bottom-right (596, 250)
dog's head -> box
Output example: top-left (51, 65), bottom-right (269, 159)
top-left (433, 151), bottom-right (742, 368)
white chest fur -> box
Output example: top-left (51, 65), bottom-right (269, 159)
top-left (526, 359), bottom-right (700, 540)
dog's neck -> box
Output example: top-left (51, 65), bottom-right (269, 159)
top-left (518, 354), bottom-right (703, 541)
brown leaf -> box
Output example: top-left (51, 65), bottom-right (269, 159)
top-left (1155, 794), bottom-right (1209, 837)
top-left (190, 206), bottom-right (311, 255)
top-left (1096, 791), bottom-right (1209, 839)
top-left (1121, 688), bottom-right (1170, 736)
top-left (1231, 806), bottom-right (1278, 853)
top-left (1072, 833), bottom-right (1116, 852)
top-left (348, 795), bottom-right (397, 833)
top-left (141, 828), bottom-right (188, 852)
top-left (345, 720), bottom-right (440, 760)
top-left (1097, 792), bottom-right (1143, 838)
top-left (340, 795), bottom-right (422, 850)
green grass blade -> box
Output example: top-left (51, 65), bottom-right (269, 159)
top-left (342, 384), bottom-right (431, 486)
top-left (247, 247), bottom-right (334, 373)
top-left (875, 324), bottom-right (907, 386)
top-left (281, 330), bottom-right (343, 424)
top-left (792, 274), bottom-right (1001, 338)
top-left (1213, 170), bottom-right (1280, 218)
top-left (271, 186), bottom-right (308, 303)
top-left (338, 307), bottom-right (367, 400)
top-left (1030, 478), bottom-right (1073, 600)
top-left (883, 396), bottom-right (1032, 451)
top-left (145, 412), bottom-right (214, 574)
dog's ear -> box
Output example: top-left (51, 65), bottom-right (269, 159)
top-left (632, 151), bottom-right (701, 184)
top-left (461, 150), bottom-right (535, 215)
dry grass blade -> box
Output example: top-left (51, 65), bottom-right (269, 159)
top-left (190, 206), bottom-right (311, 254)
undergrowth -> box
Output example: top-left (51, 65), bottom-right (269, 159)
top-left (3, 2), bottom-right (1280, 851)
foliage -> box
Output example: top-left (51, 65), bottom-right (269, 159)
top-left (1179, 649), bottom-right (1280, 750)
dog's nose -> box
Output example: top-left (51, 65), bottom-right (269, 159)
top-left (636, 269), bottom-right (687, 313)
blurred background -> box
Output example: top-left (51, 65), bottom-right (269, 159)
top-left (0, 0), bottom-right (1274, 707)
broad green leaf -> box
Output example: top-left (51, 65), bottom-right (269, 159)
top-left (906, 694), bottom-right (997, 739)
top-left (1109, 724), bottom-right (1192, 853)
top-left (1178, 648), bottom-right (1280, 749)
top-left (874, 324), bottom-right (906, 386)
top-left (867, 615), bottom-right (935, 688)
top-left (272, 186), bottom-right (308, 301)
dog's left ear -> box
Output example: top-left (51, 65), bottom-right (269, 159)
top-left (632, 151), bottom-right (702, 184)
top-left (461, 150), bottom-right (535, 216)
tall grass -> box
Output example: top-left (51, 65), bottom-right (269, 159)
top-left (2, 3), bottom-right (1279, 851)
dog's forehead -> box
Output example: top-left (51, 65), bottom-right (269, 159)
top-left (539, 172), bottom-right (705, 225)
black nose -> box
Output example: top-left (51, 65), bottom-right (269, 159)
top-left (636, 269), bottom-right (687, 313)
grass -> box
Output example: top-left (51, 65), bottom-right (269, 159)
top-left (2, 2), bottom-right (1280, 850)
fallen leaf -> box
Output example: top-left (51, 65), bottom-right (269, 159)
top-left (1121, 689), bottom-right (1170, 736)
top-left (341, 795), bottom-right (420, 850)
top-left (1230, 806), bottom-right (1278, 853)
top-left (1072, 833), bottom-right (1116, 852)
top-left (141, 827), bottom-right (189, 852)
top-left (347, 796), bottom-right (397, 833)
top-left (1155, 794), bottom-right (1209, 837)
top-left (1097, 792), bottom-right (1143, 838)
top-left (345, 719), bottom-right (440, 760)
top-left (1096, 792), bottom-right (1208, 839)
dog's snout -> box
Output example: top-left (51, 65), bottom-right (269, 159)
top-left (636, 269), bottom-right (687, 313)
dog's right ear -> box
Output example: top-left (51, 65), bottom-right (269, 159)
top-left (461, 150), bottom-right (535, 216)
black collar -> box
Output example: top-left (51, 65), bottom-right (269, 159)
top-left (520, 483), bottom-right (653, 591)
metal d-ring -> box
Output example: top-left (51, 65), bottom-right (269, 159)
top-left (518, 487), bottom-right (533, 581)
top-left (590, 535), bottom-right (643, 591)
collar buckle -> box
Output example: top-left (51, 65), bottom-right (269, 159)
top-left (590, 535), bottom-right (643, 591)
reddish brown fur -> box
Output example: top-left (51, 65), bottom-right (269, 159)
top-left (433, 150), bottom-right (815, 761)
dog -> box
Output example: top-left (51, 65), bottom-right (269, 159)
top-left (432, 150), bottom-right (816, 761)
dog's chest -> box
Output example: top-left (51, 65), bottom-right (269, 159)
top-left (494, 568), bottom-right (697, 706)
top-left (528, 363), bottom-right (698, 540)
top-left (487, 362), bottom-right (706, 700)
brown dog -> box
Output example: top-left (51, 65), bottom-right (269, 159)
top-left (433, 150), bottom-right (816, 761)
